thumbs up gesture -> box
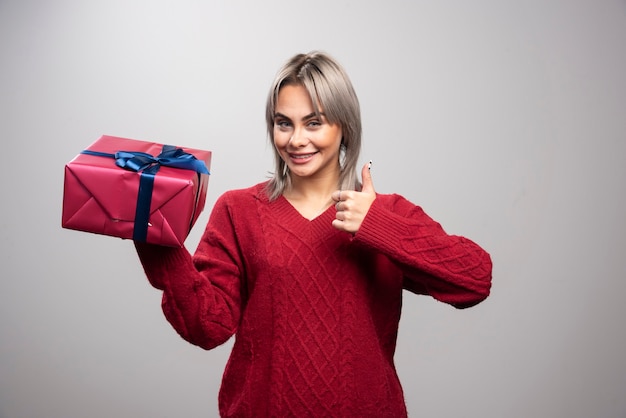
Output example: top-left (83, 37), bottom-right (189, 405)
top-left (331, 162), bottom-right (376, 234)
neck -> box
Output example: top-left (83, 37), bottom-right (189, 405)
top-left (283, 171), bottom-right (339, 220)
top-left (287, 171), bottom-right (339, 201)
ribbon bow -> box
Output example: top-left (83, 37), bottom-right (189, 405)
top-left (112, 145), bottom-right (210, 175)
top-left (81, 145), bottom-right (210, 242)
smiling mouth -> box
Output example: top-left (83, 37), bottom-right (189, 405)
top-left (289, 152), bottom-right (318, 160)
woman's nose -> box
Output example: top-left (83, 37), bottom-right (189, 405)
top-left (289, 130), bottom-right (308, 147)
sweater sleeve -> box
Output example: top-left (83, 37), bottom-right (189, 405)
top-left (134, 192), bottom-right (244, 349)
top-left (354, 194), bottom-right (492, 309)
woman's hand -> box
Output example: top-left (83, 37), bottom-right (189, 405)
top-left (331, 162), bottom-right (376, 234)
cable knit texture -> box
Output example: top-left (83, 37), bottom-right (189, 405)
top-left (135, 182), bottom-right (492, 417)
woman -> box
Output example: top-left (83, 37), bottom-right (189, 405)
top-left (135, 51), bottom-right (492, 417)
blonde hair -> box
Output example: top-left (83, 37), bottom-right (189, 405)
top-left (265, 51), bottom-right (362, 200)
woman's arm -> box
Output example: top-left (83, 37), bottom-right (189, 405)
top-left (135, 193), bottom-right (244, 349)
top-left (354, 194), bottom-right (492, 308)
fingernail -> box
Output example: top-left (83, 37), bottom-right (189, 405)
top-left (368, 160), bottom-right (372, 170)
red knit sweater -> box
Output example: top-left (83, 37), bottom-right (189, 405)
top-left (135, 182), bottom-right (492, 417)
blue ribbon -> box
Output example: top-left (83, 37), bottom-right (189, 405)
top-left (81, 145), bottom-right (210, 242)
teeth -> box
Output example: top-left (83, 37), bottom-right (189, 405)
top-left (292, 153), bottom-right (314, 159)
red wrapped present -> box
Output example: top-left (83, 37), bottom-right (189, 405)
top-left (62, 135), bottom-right (212, 247)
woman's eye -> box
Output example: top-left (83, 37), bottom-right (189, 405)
top-left (308, 120), bottom-right (321, 127)
top-left (275, 120), bottom-right (291, 129)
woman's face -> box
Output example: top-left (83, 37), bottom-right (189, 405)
top-left (273, 84), bottom-right (342, 183)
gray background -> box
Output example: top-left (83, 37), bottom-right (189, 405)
top-left (1, 1), bottom-right (625, 417)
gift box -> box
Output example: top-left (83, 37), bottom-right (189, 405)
top-left (62, 135), bottom-right (212, 247)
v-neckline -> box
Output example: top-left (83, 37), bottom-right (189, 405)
top-left (260, 190), bottom-right (339, 241)
top-left (278, 194), bottom-right (335, 223)
top-left (269, 194), bottom-right (338, 241)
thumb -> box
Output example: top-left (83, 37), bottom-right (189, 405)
top-left (360, 161), bottom-right (375, 194)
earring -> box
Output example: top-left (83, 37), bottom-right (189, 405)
top-left (339, 144), bottom-right (347, 170)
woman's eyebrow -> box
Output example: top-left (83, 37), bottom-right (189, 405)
top-left (274, 112), bottom-right (325, 121)
top-left (273, 112), bottom-right (290, 120)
